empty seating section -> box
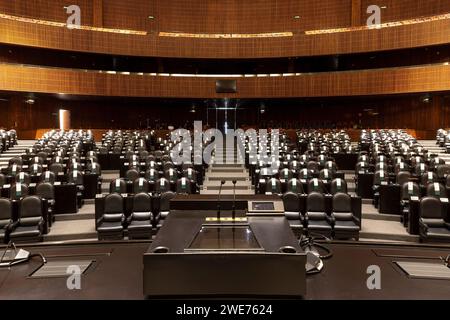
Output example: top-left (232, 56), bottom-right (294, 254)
top-left (354, 129), bottom-right (450, 242)
top-left (94, 130), bottom-right (205, 240)
top-left (246, 130), bottom-right (361, 240)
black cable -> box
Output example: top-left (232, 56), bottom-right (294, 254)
top-left (299, 231), bottom-right (333, 260)
top-left (29, 253), bottom-right (47, 265)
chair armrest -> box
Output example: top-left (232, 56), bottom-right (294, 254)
top-left (327, 214), bottom-right (336, 226)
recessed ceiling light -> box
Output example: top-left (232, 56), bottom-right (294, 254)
top-left (294, 15), bottom-right (300, 19)
top-left (148, 15), bottom-right (155, 19)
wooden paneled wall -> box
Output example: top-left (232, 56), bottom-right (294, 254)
top-left (2, 0), bottom-right (450, 32)
top-left (0, 63), bottom-right (449, 98)
top-left (1, 94), bottom-right (448, 140)
top-left (1, 16), bottom-right (449, 59)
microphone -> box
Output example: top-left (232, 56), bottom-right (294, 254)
top-left (217, 180), bottom-right (226, 221)
top-left (231, 180), bottom-right (237, 221)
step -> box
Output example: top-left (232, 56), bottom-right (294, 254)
top-left (200, 189), bottom-right (255, 195)
top-left (211, 163), bottom-right (245, 168)
top-left (360, 219), bottom-right (419, 242)
top-left (209, 167), bottom-right (248, 173)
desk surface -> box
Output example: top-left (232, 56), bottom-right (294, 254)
top-left (0, 241), bottom-right (449, 299)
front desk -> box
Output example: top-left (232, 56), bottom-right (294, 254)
top-left (143, 194), bottom-right (307, 298)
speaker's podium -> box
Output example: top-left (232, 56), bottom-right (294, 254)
top-left (143, 195), bottom-right (306, 298)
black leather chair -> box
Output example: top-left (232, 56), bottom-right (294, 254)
top-left (9, 196), bottom-right (44, 243)
top-left (97, 193), bottom-right (125, 240)
top-left (396, 171), bottom-right (412, 186)
top-left (29, 164), bottom-right (44, 176)
top-left (436, 164), bottom-right (450, 179)
top-left (446, 175), bottom-right (450, 188)
top-left (414, 163), bottom-right (428, 176)
top-left (164, 168), bottom-right (178, 183)
top-left (133, 177), bottom-right (149, 194)
top-left (421, 171), bottom-right (438, 186)
top-left (127, 192), bottom-right (153, 239)
top-left (307, 178), bottom-right (326, 194)
top-left (109, 178), bottom-right (127, 194)
top-left (176, 177), bottom-right (192, 194)
top-left (41, 171), bottom-right (56, 184)
top-left (331, 193), bottom-right (360, 240)
top-left (0, 198), bottom-right (13, 244)
top-left (279, 168), bottom-right (294, 181)
top-left (15, 172), bottom-right (31, 185)
top-left (282, 192), bottom-right (303, 234)
top-left (400, 181), bottom-right (420, 227)
top-left (10, 183), bottom-right (29, 201)
top-left (330, 178), bottom-right (348, 195)
top-left (265, 178), bottom-right (282, 195)
top-left (319, 169), bottom-right (333, 182)
top-left (418, 197), bottom-right (450, 242)
top-left (155, 178), bottom-right (171, 193)
top-left (156, 191), bottom-right (176, 228)
top-left (426, 183), bottom-right (448, 199)
top-left (125, 169), bottom-right (140, 182)
top-left (305, 192), bottom-right (332, 238)
top-left (0, 173), bottom-right (6, 188)
top-left (286, 178), bottom-right (304, 194)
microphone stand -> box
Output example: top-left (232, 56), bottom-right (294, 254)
top-left (231, 180), bottom-right (237, 221)
top-left (217, 180), bottom-right (226, 222)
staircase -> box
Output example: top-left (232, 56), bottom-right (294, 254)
top-left (418, 140), bottom-right (450, 164)
top-left (0, 140), bottom-right (35, 169)
top-left (201, 144), bottom-right (254, 195)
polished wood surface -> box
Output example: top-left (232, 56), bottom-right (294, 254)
top-left (0, 63), bottom-right (449, 98)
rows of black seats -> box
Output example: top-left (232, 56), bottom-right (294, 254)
top-left (436, 129), bottom-right (450, 153)
top-left (95, 191), bottom-right (176, 240)
top-left (0, 130), bottom-right (17, 153)
top-left (0, 196), bottom-right (48, 243)
top-left (242, 130), bottom-right (361, 240)
top-left (356, 129), bottom-right (450, 242)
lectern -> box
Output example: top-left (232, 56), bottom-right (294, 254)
top-left (143, 195), bottom-right (306, 297)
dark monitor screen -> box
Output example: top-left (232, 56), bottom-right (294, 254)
top-left (252, 202), bottom-right (275, 211)
top-left (188, 226), bottom-right (261, 250)
top-left (216, 80), bottom-right (237, 93)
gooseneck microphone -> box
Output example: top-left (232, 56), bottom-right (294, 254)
top-left (217, 180), bottom-right (226, 221)
top-left (231, 180), bottom-right (237, 221)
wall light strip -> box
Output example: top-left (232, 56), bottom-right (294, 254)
top-left (159, 31), bottom-right (293, 39)
top-left (0, 13), bottom-right (147, 35)
top-left (305, 13), bottom-right (450, 35)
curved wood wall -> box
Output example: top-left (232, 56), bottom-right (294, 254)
top-left (0, 63), bottom-right (449, 98)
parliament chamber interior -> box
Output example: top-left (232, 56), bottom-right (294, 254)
top-left (0, 0), bottom-right (450, 306)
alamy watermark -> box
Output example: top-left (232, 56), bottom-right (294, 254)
top-left (66, 5), bottom-right (81, 29)
top-left (169, 121), bottom-right (280, 171)
top-left (66, 265), bottom-right (82, 290)
top-left (366, 265), bottom-right (381, 290)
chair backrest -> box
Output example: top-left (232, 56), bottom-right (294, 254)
top-left (420, 197), bottom-right (443, 219)
top-left (133, 192), bottom-right (152, 212)
top-left (324, 161), bottom-right (337, 172)
top-left (176, 177), bottom-right (192, 194)
top-left (332, 193), bottom-right (352, 212)
top-left (104, 193), bottom-right (124, 214)
top-left (330, 178), bottom-right (348, 195)
top-left (125, 169), bottom-right (140, 182)
top-left (68, 170), bottom-right (83, 185)
top-left (306, 161), bottom-right (319, 173)
top-left (279, 168), bottom-right (293, 180)
top-left (133, 178), bottom-right (149, 193)
top-left (30, 163), bottom-right (44, 175)
top-left (160, 191), bottom-right (176, 211)
top-left (87, 162), bottom-right (101, 175)
top-left (421, 171), bottom-right (437, 186)
top-left (16, 172), bottom-right (31, 185)
top-left (396, 171), bottom-right (411, 186)
top-left (8, 157), bottom-right (23, 166)
top-left (401, 181), bottom-right (420, 200)
top-left (164, 168), bottom-right (178, 182)
top-left (109, 178), bottom-right (127, 193)
top-left (436, 164), bottom-right (450, 179)
top-left (447, 175), bottom-right (450, 188)
top-left (265, 178), bottom-right (281, 194)
top-left (41, 171), bottom-right (56, 184)
top-left (0, 173), bottom-right (6, 187)
top-left (426, 183), bottom-right (447, 198)
top-left (319, 169), bottom-right (332, 180)
top-left (10, 183), bottom-right (29, 200)
top-left (155, 178), bottom-right (171, 193)
top-left (414, 163), bottom-right (428, 175)
top-left (373, 170), bottom-right (388, 185)
top-left (308, 178), bottom-right (325, 194)
top-left (282, 192), bottom-right (300, 212)
top-left (49, 163), bottom-right (64, 174)
top-left (145, 169), bottom-right (159, 181)
top-left (19, 195), bottom-right (42, 218)
top-left (307, 192), bottom-right (325, 212)
top-left (287, 178), bottom-right (304, 194)
top-left (0, 198), bottom-right (12, 221)
top-left (36, 182), bottom-right (55, 199)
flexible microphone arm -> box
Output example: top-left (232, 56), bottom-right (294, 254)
top-left (232, 180), bottom-right (237, 221)
top-left (217, 180), bottom-right (226, 221)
